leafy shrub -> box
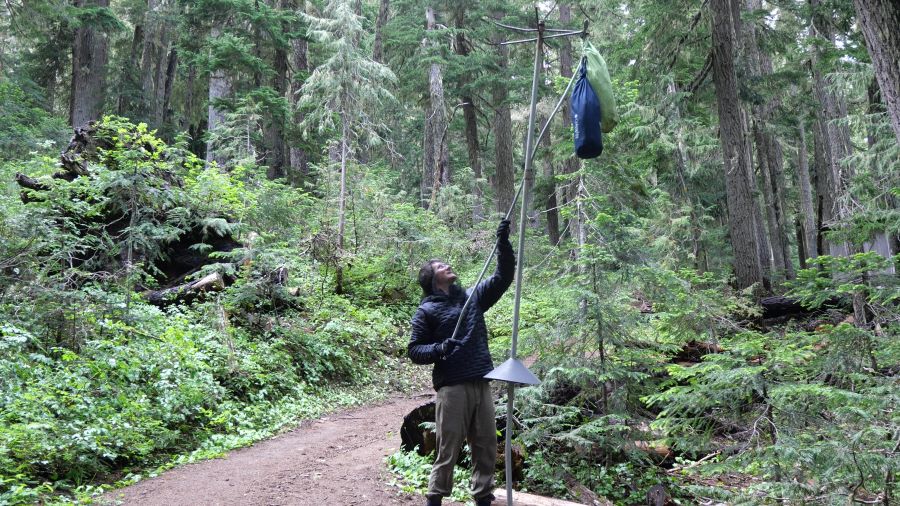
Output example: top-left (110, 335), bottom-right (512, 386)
top-left (385, 447), bottom-right (479, 503)
top-left (642, 257), bottom-right (900, 504)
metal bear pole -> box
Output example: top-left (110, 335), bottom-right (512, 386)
top-left (444, 11), bottom-right (586, 505)
top-left (482, 12), bottom-right (588, 506)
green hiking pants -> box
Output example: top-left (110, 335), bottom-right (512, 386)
top-left (427, 381), bottom-right (497, 501)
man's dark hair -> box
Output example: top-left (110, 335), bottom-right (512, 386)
top-left (418, 258), bottom-right (443, 296)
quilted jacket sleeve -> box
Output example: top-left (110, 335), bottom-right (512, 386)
top-left (473, 236), bottom-right (516, 312)
top-left (408, 307), bottom-right (441, 364)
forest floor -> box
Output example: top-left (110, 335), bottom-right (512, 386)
top-left (98, 390), bottom-right (456, 506)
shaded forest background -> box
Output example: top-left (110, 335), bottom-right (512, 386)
top-left (0, 0), bottom-right (898, 504)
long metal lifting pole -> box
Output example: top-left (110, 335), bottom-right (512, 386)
top-left (503, 17), bottom-right (544, 506)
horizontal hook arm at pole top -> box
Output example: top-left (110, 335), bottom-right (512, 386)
top-left (544, 26), bottom-right (583, 33)
top-left (490, 19), bottom-right (538, 32)
top-left (499, 29), bottom-right (586, 46)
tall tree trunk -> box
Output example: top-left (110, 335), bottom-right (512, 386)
top-left (335, 114), bottom-right (349, 295)
top-left (744, 110), bottom-right (773, 284)
top-left (796, 117), bottom-right (818, 260)
top-left (558, 3), bottom-right (580, 240)
top-left (161, 48), bottom-right (178, 126)
top-left (743, 0), bottom-right (793, 279)
top-left (710, 0), bottom-right (765, 289)
top-left (810, 0), bottom-right (854, 256)
top-left (867, 79), bottom-right (900, 270)
top-left (206, 29), bottom-right (232, 166)
top-left (183, 63), bottom-right (196, 131)
top-left (491, 13), bottom-right (514, 219)
top-left (119, 23), bottom-right (144, 115)
top-left (267, 43), bottom-right (288, 179)
top-left (425, 7), bottom-right (449, 208)
top-left (753, 120), bottom-right (786, 278)
top-left (289, 6), bottom-right (310, 186)
top-left (766, 134), bottom-right (794, 277)
top-left (70, 0), bottom-right (110, 128)
top-left (141, 0), bottom-right (171, 126)
top-left (667, 80), bottom-right (706, 271)
top-left (853, 0), bottom-right (900, 144)
top-left (421, 104), bottom-right (435, 208)
top-left (813, 116), bottom-right (831, 255)
top-left (453, 10), bottom-right (483, 223)
top-left (372, 0), bottom-right (389, 63)
top-left (540, 111), bottom-right (561, 245)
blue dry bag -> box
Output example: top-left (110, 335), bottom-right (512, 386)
top-left (571, 57), bottom-right (603, 159)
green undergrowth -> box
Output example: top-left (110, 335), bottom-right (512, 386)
top-left (386, 445), bottom-right (487, 505)
top-left (0, 116), bottom-right (450, 505)
top-left (0, 290), bottom-right (429, 505)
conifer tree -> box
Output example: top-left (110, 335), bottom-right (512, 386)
top-left (299, 0), bottom-right (396, 294)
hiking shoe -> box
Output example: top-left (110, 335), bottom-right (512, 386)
top-left (425, 496), bottom-right (442, 506)
top-left (475, 494), bottom-right (495, 506)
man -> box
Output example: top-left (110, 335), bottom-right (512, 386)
top-left (408, 219), bottom-right (515, 506)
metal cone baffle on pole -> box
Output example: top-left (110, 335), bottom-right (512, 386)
top-left (484, 357), bottom-right (541, 385)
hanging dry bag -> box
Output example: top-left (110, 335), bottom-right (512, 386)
top-left (583, 41), bottom-right (618, 133)
top-left (571, 57), bottom-right (603, 159)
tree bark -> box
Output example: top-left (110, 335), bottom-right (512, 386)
top-left (141, 0), bottom-right (172, 126)
top-left (796, 117), bottom-right (818, 260)
top-left (336, 113), bottom-right (349, 295)
top-left (425, 7), bottom-right (449, 208)
top-left (744, 110), bottom-right (773, 284)
top-left (289, 5), bottom-right (310, 186)
top-left (810, 0), bottom-right (854, 256)
top-left (667, 80), bottom-right (706, 271)
top-left (743, 0), bottom-right (793, 279)
top-left (161, 48), bottom-right (178, 126)
top-left (206, 26), bottom-right (232, 167)
top-left (70, 0), bottom-right (110, 128)
top-left (453, 10), bottom-right (484, 223)
top-left (266, 43), bottom-right (289, 180)
top-left (558, 3), bottom-right (580, 239)
top-left (119, 22), bottom-right (144, 115)
top-left (710, 0), bottom-right (765, 289)
top-left (540, 111), bottom-right (561, 245)
top-left (753, 120), bottom-right (786, 278)
top-left (421, 104), bottom-right (435, 208)
top-left (372, 0), bottom-right (389, 63)
top-left (853, 0), bottom-right (900, 145)
top-left (812, 116), bottom-right (830, 255)
top-left (765, 134), bottom-right (794, 277)
top-left (491, 12), bottom-right (514, 219)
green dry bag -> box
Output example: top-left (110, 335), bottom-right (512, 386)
top-left (583, 41), bottom-right (617, 133)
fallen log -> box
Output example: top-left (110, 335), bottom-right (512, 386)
top-left (400, 401), bottom-right (436, 456)
top-left (15, 119), bottom-right (242, 296)
top-left (632, 440), bottom-right (674, 464)
top-left (15, 173), bottom-right (50, 203)
top-left (14, 173), bottom-right (49, 192)
top-left (673, 340), bottom-right (722, 363)
top-left (144, 272), bottom-right (225, 306)
top-left (563, 471), bottom-right (614, 506)
top-left (760, 295), bottom-right (844, 319)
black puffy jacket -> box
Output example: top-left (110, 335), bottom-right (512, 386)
top-left (408, 238), bottom-right (515, 390)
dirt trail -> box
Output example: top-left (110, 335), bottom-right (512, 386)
top-left (102, 392), bottom-right (446, 506)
